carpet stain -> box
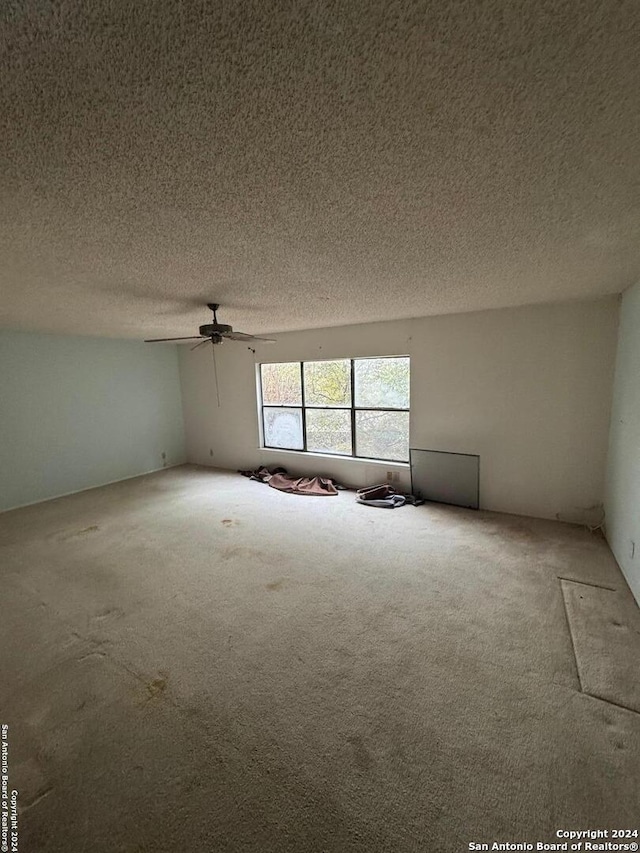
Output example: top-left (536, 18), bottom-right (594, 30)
top-left (346, 735), bottom-right (373, 771)
top-left (221, 518), bottom-right (238, 527)
top-left (59, 524), bottom-right (99, 541)
top-left (77, 651), bottom-right (106, 662)
top-left (19, 786), bottom-right (54, 814)
top-left (266, 579), bottom-right (285, 591)
top-left (146, 677), bottom-right (168, 699)
top-left (221, 546), bottom-right (267, 561)
top-left (93, 607), bottom-right (122, 621)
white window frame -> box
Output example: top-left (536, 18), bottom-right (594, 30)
top-left (258, 356), bottom-right (410, 464)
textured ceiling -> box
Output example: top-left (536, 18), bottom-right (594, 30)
top-left (1, 0), bottom-right (639, 339)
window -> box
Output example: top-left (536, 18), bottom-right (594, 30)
top-left (259, 357), bottom-right (410, 462)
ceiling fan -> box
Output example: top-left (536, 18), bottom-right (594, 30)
top-left (145, 303), bottom-right (276, 349)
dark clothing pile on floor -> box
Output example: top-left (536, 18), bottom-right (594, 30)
top-left (355, 483), bottom-right (424, 508)
top-left (239, 466), bottom-right (341, 496)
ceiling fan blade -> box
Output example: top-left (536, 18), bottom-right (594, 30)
top-left (190, 338), bottom-right (212, 351)
top-left (222, 331), bottom-right (276, 342)
top-left (144, 336), bottom-right (204, 342)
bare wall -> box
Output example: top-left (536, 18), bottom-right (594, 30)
top-left (179, 297), bottom-right (619, 521)
top-left (605, 281), bottom-right (640, 603)
top-left (0, 330), bottom-right (186, 512)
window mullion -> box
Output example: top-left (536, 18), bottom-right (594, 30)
top-left (350, 359), bottom-right (356, 457)
top-left (300, 362), bottom-right (307, 452)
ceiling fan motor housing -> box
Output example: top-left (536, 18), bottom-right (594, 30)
top-left (199, 323), bottom-right (232, 336)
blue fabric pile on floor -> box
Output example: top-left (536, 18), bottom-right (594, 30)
top-left (355, 484), bottom-right (424, 508)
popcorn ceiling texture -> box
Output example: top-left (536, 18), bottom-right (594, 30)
top-left (1, 0), bottom-right (639, 339)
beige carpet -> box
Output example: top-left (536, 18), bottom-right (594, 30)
top-left (1, 465), bottom-right (638, 852)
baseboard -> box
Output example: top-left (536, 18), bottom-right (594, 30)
top-left (0, 461), bottom-right (187, 515)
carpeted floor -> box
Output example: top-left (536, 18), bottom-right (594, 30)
top-left (1, 465), bottom-right (638, 852)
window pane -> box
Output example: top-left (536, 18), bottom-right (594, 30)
top-left (355, 410), bottom-right (409, 461)
top-left (261, 362), bottom-right (302, 405)
top-left (354, 357), bottom-right (410, 409)
top-left (306, 409), bottom-right (352, 455)
top-left (303, 360), bottom-right (351, 407)
top-left (263, 407), bottom-right (303, 449)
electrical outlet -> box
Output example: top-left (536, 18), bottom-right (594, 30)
top-left (386, 471), bottom-right (393, 481)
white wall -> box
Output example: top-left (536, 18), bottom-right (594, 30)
top-left (179, 297), bottom-right (619, 522)
top-left (0, 330), bottom-right (186, 512)
top-left (605, 282), bottom-right (640, 603)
